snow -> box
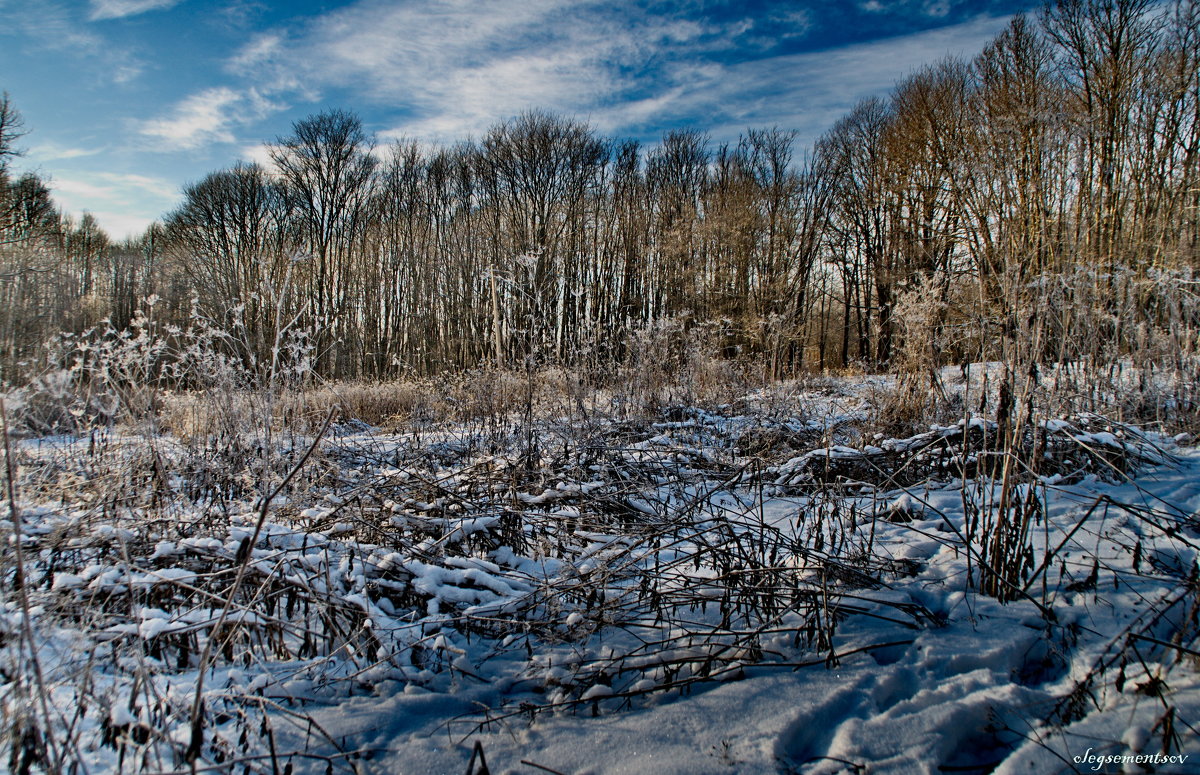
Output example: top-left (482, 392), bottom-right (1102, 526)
top-left (3, 375), bottom-right (1199, 774)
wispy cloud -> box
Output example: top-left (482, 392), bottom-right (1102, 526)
top-left (0, 1), bottom-right (102, 50)
top-left (51, 171), bottom-right (179, 239)
top-left (0, 1), bottom-right (146, 83)
top-left (139, 88), bottom-right (240, 149)
top-left (95, 172), bottom-right (179, 200)
top-left (89, 0), bottom-right (185, 21)
top-left (604, 13), bottom-right (1016, 146)
top-left (54, 179), bottom-right (118, 201)
top-left (215, 0), bottom-right (1010, 148)
top-left (223, 0), bottom-right (748, 142)
top-left (28, 142), bottom-right (104, 162)
top-left (237, 142), bottom-right (276, 169)
top-left (855, 0), bottom-right (989, 18)
top-left (138, 87), bottom-right (281, 150)
top-left (213, 0), bottom-right (268, 32)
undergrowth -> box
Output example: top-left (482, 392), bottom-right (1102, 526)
top-left (0, 310), bottom-right (1197, 774)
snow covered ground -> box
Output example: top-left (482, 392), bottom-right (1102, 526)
top-left (2, 377), bottom-right (1198, 774)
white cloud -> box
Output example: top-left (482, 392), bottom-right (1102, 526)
top-left (224, 0), bottom-right (719, 142)
top-left (237, 143), bottom-right (277, 170)
top-left (27, 142), bottom-right (103, 162)
top-left (229, 32), bottom-right (284, 72)
top-left (768, 9), bottom-right (814, 39)
top-left (112, 63), bottom-right (144, 83)
top-left (138, 88), bottom-right (242, 150)
top-left (138, 84), bottom-right (287, 151)
top-left (53, 179), bottom-right (117, 200)
top-left (661, 14), bottom-right (1013, 146)
top-left (0, 1), bottom-right (146, 83)
top-left (923, 1), bottom-right (952, 18)
top-left (79, 211), bottom-right (157, 240)
top-left (591, 87), bottom-right (691, 135)
top-left (50, 171), bottom-right (179, 239)
top-left (2, 1), bottom-right (103, 50)
top-left (856, 0), bottom-right (969, 17)
top-left (96, 172), bottom-right (179, 200)
top-left (89, 0), bottom-right (185, 21)
top-left (214, 0), bottom-right (1012, 151)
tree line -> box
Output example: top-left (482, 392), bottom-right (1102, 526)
top-left (2, 0), bottom-right (1197, 386)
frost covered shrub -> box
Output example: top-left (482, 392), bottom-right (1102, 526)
top-left (2, 369), bottom-right (89, 436)
top-left (860, 378), bottom-right (937, 439)
top-left (1, 296), bottom-right (338, 514)
top-left (873, 263), bottom-right (1200, 438)
top-left (6, 296), bottom-right (323, 434)
top-left (615, 317), bottom-right (749, 416)
top-left (891, 271), bottom-right (952, 377)
top-left (7, 303), bottom-right (201, 435)
top-left (991, 266), bottom-right (1200, 433)
top-left (5, 314), bottom-right (170, 436)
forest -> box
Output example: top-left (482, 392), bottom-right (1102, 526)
top-left (0, 0), bottom-right (1195, 388)
top-left (0, 0), bottom-right (1199, 773)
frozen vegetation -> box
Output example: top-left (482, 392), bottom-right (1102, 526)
top-left (2, 0), bottom-right (1199, 771)
top-left (1, 341), bottom-right (1198, 775)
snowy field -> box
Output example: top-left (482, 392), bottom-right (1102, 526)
top-left (2, 372), bottom-right (1198, 775)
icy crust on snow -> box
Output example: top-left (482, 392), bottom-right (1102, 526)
top-left (2, 397), bottom-right (1199, 774)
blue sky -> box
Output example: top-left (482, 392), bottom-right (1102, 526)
top-left (0, 0), bottom-right (1039, 240)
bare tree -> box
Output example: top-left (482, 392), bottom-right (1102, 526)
top-left (0, 92), bottom-right (25, 178)
top-left (271, 110), bottom-right (377, 374)
top-left (165, 163), bottom-right (292, 366)
top-left (475, 111), bottom-right (608, 362)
